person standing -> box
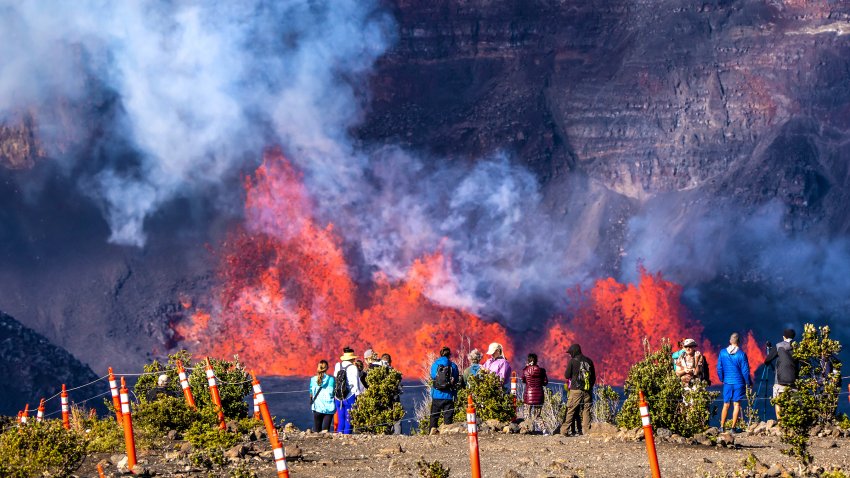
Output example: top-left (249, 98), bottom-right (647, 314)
top-left (717, 333), bottom-right (751, 432)
top-left (563, 344), bottom-right (595, 435)
top-left (522, 353), bottom-right (549, 430)
top-left (675, 338), bottom-right (708, 389)
top-left (462, 349), bottom-right (483, 388)
top-left (333, 348), bottom-right (364, 434)
top-left (310, 360), bottom-right (336, 432)
top-left (764, 328), bottom-right (797, 420)
top-left (429, 346), bottom-right (460, 435)
top-left (380, 353), bottom-right (404, 435)
top-left (482, 342), bottom-right (512, 390)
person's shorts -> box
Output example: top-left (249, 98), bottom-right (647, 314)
top-left (722, 384), bottom-right (746, 403)
top-left (773, 384), bottom-right (788, 398)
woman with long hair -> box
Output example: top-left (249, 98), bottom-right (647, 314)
top-left (310, 360), bottom-right (336, 432)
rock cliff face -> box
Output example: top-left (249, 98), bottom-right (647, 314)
top-left (362, 0), bottom-right (850, 226)
top-left (0, 311), bottom-right (98, 415)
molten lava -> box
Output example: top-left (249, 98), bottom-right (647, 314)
top-left (174, 150), bottom-right (763, 383)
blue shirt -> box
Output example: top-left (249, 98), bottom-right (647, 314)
top-left (430, 356), bottom-right (460, 400)
top-left (310, 374), bottom-right (336, 414)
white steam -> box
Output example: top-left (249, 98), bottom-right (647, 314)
top-left (0, 0), bottom-right (392, 246)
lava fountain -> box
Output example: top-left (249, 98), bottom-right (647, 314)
top-left (174, 150), bottom-right (764, 382)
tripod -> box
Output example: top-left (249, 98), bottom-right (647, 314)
top-left (754, 344), bottom-right (774, 421)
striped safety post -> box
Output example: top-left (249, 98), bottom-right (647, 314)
top-left (60, 384), bottom-right (70, 430)
top-left (36, 399), bottom-right (45, 423)
top-left (253, 393), bottom-right (261, 421)
top-left (16, 411), bottom-right (22, 426)
top-left (639, 391), bottom-right (661, 478)
top-left (21, 403), bottom-right (29, 425)
top-left (467, 395), bottom-right (482, 478)
top-left (251, 373), bottom-right (290, 477)
top-left (119, 377), bottom-right (137, 471)
top-left (204, 358), bottom-right (227, 430)
top-left (510, 371), bottom-right (518, 421)
top-left (108, 368), bottom-right (123, 425)
top-left (177, 360), bottom-right (196, 409)
top-left (97, 463), bottom-right (106, 478)
top-left (847, 384), bottom-right (849, 404)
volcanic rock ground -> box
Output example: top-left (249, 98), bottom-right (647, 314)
top-left (80, 426), bottom-right (850, 478)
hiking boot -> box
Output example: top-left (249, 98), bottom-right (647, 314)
top-left (718, 426), bottom-right (725, 433)
top-left (429, 427), bottom-right (439, 436)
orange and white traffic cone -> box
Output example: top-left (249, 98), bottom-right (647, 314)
top-left (251, 373), bottom-right (290, 477)
top-left (467, 395), bottom-right (482, 478)
top-left (205, 358), bottom-right (227, 430)
top-left (177, 360), bottom-right (196, 409)
top-left (36, 399), bottom-right (45, 423)
top-left (108, 368), bottom-right (123, 425)
top-left (639, 391), bottom-right (661, 478)
top-left (119, 377), bottom-right (137, 471)
top-left (60, 384), bottom-right (70, 430)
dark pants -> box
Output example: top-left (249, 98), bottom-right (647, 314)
top-left (313, 412), bottom-right (333, 432)
top-left (429, 398), bottom-right (455, 430)
top-left (565, 390), bottom-right (592, 435)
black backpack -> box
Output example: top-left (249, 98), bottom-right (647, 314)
top-left (575, 360), bottom-right (592, 392)
top-left (433, 363), bottom-right (454, 392)
top-left (333, 365), bottom-right (351, 400)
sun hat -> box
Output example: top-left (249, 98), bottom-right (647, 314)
top-left (340, 351), bottom-right (357, 362)
top-left (486, 342), bottom-right (502, 355)
top-left (682, 338), bottom-right (698, 347)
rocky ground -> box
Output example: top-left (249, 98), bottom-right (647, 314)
top-left (79, 420), bottom-right (850, 478)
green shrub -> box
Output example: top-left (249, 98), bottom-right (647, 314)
top-left (134, 395), bottom-right (203, 434)
top-left (184, 419), bottom-right (239, 451)
top-left (592, 384), bottom-right (620, 424)
top-left (83, 415), bottom-right (124, 453)
top-left (617, 338), bottom-right (716, 437)
top-left (418, 458), bottom-right (450, 478)
top-left (230, 461), bottom-right (259, 478)
top-left (838, 414), bottom-right (850, 430)
top-left (773, 324), bottom-right (843, 465)
top-left (453, 371), bottom-right (516, 423)
top-left (134, 351), bottom-right (251, 420)
top-left (350, 366), bottom-right (405, 434)
top-left (0, 420), bottom-right (87, 478)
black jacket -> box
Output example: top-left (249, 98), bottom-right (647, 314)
top-left (564, 344), bottom-right (596, 391)
top-left (764, 340), bottom-right (797, 386)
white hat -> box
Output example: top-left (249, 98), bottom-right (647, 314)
top-left (682, 338), bottom-right (698, 348)
top-left (157, 374), bottom-right (168, 386)
top-left (486, 342), bottom-right (502, 355)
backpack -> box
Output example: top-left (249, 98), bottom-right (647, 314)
top-left (333, 365), bottom-right (351, 400)
top-left (695, 353), bottom-right (711, 386)
top-left (434, 363), bottom-right (454, 392)
top-left (575, 360), bottom-right (592, 392)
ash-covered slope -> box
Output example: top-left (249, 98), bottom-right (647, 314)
top-left (0, 310), bottom-right (99, 415)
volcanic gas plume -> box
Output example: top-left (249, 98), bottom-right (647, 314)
top-left (174, 151), bottom-right (765, 383)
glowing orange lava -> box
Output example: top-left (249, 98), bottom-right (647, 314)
top-left (174, 150), bottom-right (763, 383)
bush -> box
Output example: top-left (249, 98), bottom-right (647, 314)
top-left (134, 351), bottom-right (252, 420)
top-left (773, 324), bottom-right (843, 465)
top-left (83, 415), bottom-right (124, 453)
top-left (592, 384), bottom-right (620, 424)
top-left (350, 366), bottom-right (405, 434)
top-left (418, 458), bottom-right (450, 478)
top-left (134, 395), bottom-right (203, 435)
top-left (453, 371), bottom-right (516, 423)
top-left (617, 338), bottom-right (716, 437)
top-left (0, 420), bottom-right (87, 477)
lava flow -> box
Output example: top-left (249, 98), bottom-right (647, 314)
top-left (173, 150), bottom-right (764, 382)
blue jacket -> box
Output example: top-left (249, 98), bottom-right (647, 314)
top-left (717, 346), bottom-right (751, 386)
top-left (430, 356), bottom-right (460, 400)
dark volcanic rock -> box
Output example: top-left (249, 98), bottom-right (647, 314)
top-left (0, 310), bottom-right (99, 415)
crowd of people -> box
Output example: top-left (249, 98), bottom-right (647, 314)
top-left (305, 327), bottom-right (815, 435)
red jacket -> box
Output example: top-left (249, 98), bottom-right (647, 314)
top-left (522, 365), bottom-right (548, 405)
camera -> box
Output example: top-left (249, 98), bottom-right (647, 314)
top-left (765, 340), bottom-right (772, 348)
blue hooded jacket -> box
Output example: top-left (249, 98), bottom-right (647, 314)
top-left (717, 345), bottom-right (751, 386)
top-left (430, 356), bottom-right (460, 400)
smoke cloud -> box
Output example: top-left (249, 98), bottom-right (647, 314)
top-left (0, 0), bottom-right (393, 246)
